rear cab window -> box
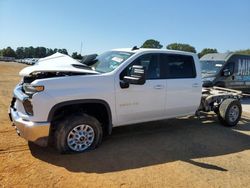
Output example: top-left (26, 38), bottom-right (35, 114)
top-left (161, 54), bottom-right (196, 79)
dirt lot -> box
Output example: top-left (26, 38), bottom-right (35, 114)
top-left (0, 61), bottom-right (250, 188)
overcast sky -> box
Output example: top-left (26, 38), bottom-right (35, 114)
top-left (0, 0), bottom-right (250, 55)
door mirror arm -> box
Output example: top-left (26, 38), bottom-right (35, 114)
top-left (120, 80), bottom-right (129, 89)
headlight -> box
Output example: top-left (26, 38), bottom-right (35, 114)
top-left (23, 84), bottom-right (44, 95)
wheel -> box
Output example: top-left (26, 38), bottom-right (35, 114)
top-left (218, 99), bottom-right (242, 127)
top-left (54, 113), bottom-right (103, 153)
top-left (214, 106), bottom-right (224, 122)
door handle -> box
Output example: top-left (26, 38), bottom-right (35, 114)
top-left (192, 83), bottom-right (199, 88)
top-left (154, 85), bottom-right (164, 89)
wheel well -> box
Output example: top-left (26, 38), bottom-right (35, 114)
top-left (49, 101), bottom-right (112, 136)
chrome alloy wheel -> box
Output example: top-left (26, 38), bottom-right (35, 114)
top-left (228, 105), bottom-right (240, 122)
top-left (67, 124), bottom-right (95, 152)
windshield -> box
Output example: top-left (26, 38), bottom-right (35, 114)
top-left (91, 51), bottom-right (134, 73)
top-left (200, 60), bottom-right (225, 75)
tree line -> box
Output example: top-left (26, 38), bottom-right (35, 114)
top-left (141, 39), bottom-right (250, 58)
top-left (0, 46), bottom-right (84, 59)
top-left (141, 39), bottom-right (214, 58)
top-left (0, 40), bottom-right (249, 59)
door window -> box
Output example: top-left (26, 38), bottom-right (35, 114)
top-left (222, 62), bottom-right (234, 76)
top-left (120, 54), bottom-right (161, 80)
top-left (161, 54), bottom-right (196, 79)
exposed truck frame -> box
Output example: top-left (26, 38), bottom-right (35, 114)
top-left (199, 86), bottom-right (242, 112)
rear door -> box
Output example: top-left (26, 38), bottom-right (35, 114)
top-left (162, 54), bottom-right (202, 117)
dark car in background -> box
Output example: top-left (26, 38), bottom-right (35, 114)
top-left (201, 53), bottom-right (250, 93)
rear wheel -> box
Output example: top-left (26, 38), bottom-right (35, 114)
top-left (54, 113), bottom-right (103, 153)
top-left (218, 99), bottom-right (242, 127)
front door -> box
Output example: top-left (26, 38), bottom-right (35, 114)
top-left (115, 53), bottom-right (166, 126)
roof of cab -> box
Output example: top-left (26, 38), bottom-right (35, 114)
top-left (112, 47), bottom-right (197, 56)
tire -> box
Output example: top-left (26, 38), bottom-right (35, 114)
top-left (214, 107), bottom-right (224, 122)
top-left (213, 107), bottom-right (219, 114)
top-left (54, 113), bottom-right (103, 153)
top-left (218, 99), bottom-right (242, 127)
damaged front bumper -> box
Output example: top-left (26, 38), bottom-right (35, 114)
top-left (9, 85), bottom-right (51, 147)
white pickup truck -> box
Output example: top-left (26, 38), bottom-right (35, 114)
top-left (9, 48), bottom-right (243, 153)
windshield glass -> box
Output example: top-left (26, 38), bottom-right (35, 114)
top-left (200, 60), bottom-right (225, 75)
top-left (91, 51), bottom-right (134, 73)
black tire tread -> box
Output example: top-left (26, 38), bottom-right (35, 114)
top-left (54, 113), bottom-right (103, 154)
top-left (218, 99), bottom-right (242, 127)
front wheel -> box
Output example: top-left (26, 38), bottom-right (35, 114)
top-left (54, 113), bottom-right (103, 153)
top-left (218, 99), bottom-right (242, 127)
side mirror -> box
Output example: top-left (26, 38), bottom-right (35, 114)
top-left (223, 69), bottom-right (231, 77)
top-left (123, 65), bottom-right (146, 85)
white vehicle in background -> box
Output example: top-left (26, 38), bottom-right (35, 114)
top-left (26, 58), bottom-right (39, 65)
top-left (9, 47), bottom-right (243, 153)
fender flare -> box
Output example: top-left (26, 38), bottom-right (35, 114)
top-left (48, 99), bottom-right (113, 134)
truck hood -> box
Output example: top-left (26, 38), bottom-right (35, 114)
top-left (19, 53), bottom-right (98, 76)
